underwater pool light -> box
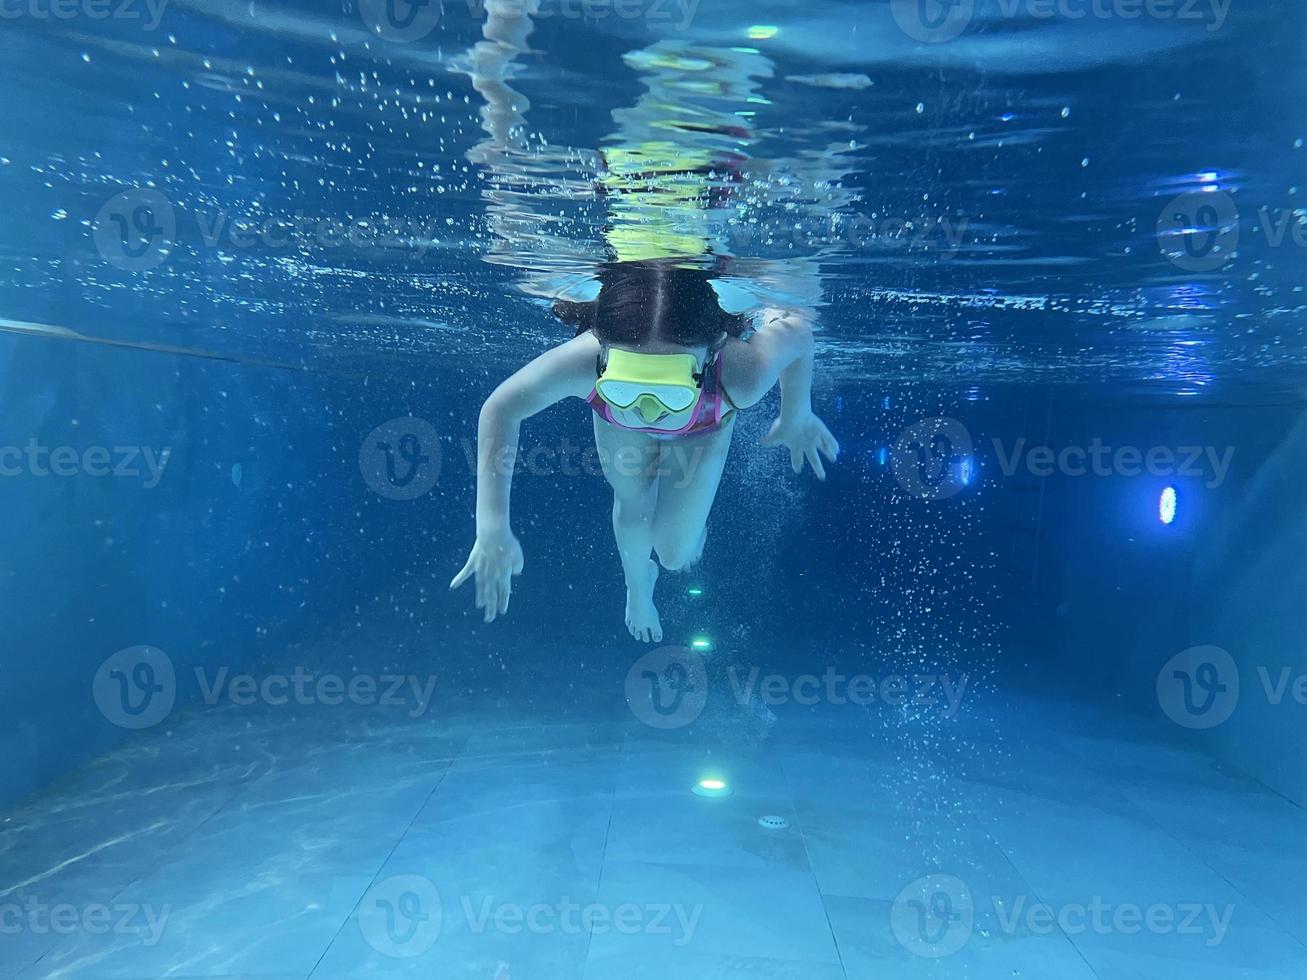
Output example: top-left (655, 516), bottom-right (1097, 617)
top-left (959, 456), bottom-right (975, 486)
top-left (687, 586), bottom-right (704, 597)
top-left (1159, 486), bottom-right (1178, 525)
top-left (693, 777), bottom-right (732, 798)
top-left (690, 635), bottom-right (714, 653)
top-left (747, 24), bottom-right (778, 39)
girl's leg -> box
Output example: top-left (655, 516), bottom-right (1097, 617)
top-left (651, 416), bottom-right (736, 571)
top-left (593, 416), bottom-right (664, 643)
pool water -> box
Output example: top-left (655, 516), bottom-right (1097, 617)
top-left (2, 1), bottom-right (1307, 978)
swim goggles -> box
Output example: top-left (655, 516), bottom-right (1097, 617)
top-left (595, 347), bottom-right (704, 422)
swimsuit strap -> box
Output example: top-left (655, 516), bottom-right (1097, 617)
top-left (705, 347), bottom-right (739, 413)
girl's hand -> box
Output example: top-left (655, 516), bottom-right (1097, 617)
top-left (762, 411), bottom-right (840, 480)
top-left (450, 528), bottom-right (525, 623)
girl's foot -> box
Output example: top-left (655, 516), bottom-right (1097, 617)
top-left (625, 559), bottom-right (663, 643)
top-left (689, 525), bottom-right (707, 566)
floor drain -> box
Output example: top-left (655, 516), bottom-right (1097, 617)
top-left (758, 815), bottom-right (789, 830)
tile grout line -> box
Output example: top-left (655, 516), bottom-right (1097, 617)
top-left (19, 774), bottom-right (253, 977)
top-left (1052, 725), bottom-right (1307, 957)
top-left (304, 735), bottom-right (469, 980)
top-left (963, 785), bottom-right (1107, 979)
top-left (777, 745), bottom-right (851, 980)
top-left (580, 730), bottom-right (624, 972)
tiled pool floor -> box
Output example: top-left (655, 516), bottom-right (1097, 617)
top-left (3, 679), bottom-right (1305, 979)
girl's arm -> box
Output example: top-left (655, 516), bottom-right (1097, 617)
top-left (721, 308), bottom-right (839, 478)
top-left (451, 331), bottom-right (599, 621)
top-left (722, 308), bottom-right (815, 411)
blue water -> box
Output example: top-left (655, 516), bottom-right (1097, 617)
top-left (3, 1), bottom-right (1307, 978)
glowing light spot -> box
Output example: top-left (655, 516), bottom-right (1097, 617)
top-left (691, 636), bottom-right (714, 652)
top-left (747, 25), bottom-right (778, 39)
top-left (1159, 487), bottom-right (1178, 525)
top-left (693, 778), bottom-right (731, 798)
top-left (687, 587), bottom-right (704, 597)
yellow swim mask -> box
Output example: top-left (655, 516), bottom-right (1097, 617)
top-left (595, 348), bottom-right (704, 422)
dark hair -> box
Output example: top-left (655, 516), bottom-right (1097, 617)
top-left (553, 259), bottom-right (746, 347)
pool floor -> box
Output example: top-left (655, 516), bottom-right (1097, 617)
top-left (3, 682), bottom-right (1306, 979)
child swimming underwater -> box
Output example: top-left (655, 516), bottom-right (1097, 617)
top-left (450, 259), bottom-right (839, 641)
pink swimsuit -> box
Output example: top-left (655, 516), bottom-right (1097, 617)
top-left (586, 352), bottom-right (734, 440)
